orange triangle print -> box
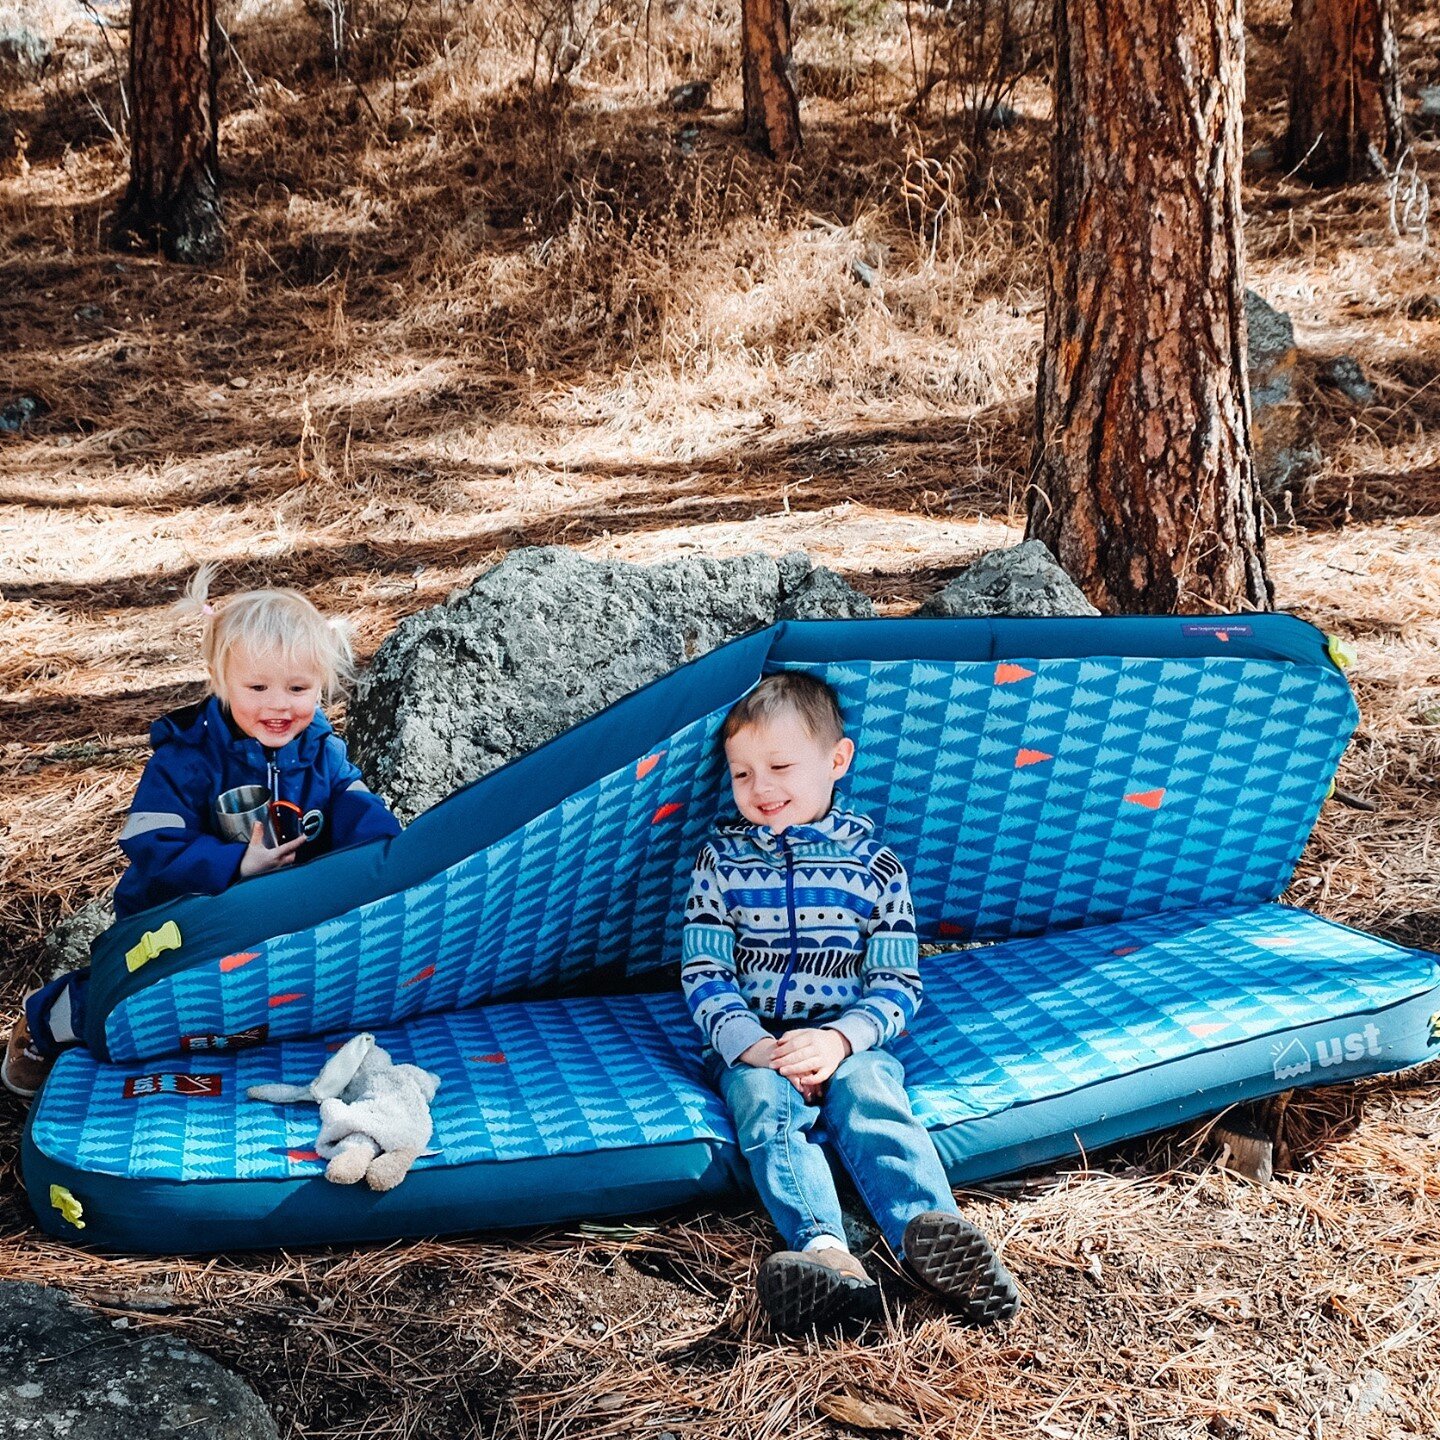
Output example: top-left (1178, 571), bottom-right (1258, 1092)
top-left (995, 663), bottom-right (1035, 685)
top-left (651, 802), bottom-right (684, 824)
top-left (1125, 788), bottom-right (1166, 810)
top-left (636, 752), bottom-right (664, 780)
top-left (219, 952), bottom-right (259, 973)
top-left (1015, 747), bottom-right (1053, 768)
top-left (1187, 1023), bottom-right (1227, 1038)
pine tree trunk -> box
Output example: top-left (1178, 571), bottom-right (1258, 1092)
top-left (1285, 0), bottom-right (1405, 183)
top-left (741, 0), bottom-right (802, 160)
top-left (112, 0), bottom-right (223, 264)
top-left (1028, 0), bottom-right (1269, 614)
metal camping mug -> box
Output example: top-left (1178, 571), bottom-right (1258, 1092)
top-left (214, 785), bottom-right (278, 847)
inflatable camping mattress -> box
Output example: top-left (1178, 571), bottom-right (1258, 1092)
top-left (23, 615), bottom-right (1440, 1252)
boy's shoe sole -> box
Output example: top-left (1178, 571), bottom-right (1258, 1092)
top-left (757, 1251), bottom-right (883, 1338)
top-left (901, 1211), bottom-right (1020, 1326)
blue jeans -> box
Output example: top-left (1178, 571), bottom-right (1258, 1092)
top-left (705, 1047), bottom-right (958, 1256)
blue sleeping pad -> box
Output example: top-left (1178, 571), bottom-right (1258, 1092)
top-left (23, 615), bottom-right (1440, 1251)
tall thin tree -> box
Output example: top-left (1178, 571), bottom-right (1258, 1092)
top-left (741, 0), bottom-right (802, 159)
top-left (112, 0), bottom-right (223, 263)
top-left (1028, 0), bottom-right (1268, 614)
top-left (1284, 0), bottom-right (1405, 183)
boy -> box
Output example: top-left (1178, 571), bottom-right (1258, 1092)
top-left (3, 573), bottom-right (400, 1098)
top-left (681, 672), bottom-right (1019, 1336)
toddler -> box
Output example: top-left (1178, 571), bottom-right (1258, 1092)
top-left (682, 672), bottom-right (1018, 1336)
top-left (3, 567), bottom-right (400, 1097)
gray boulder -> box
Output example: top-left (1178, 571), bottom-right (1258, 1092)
top-left (0, 1281), bottom-right (277, 1440)
top-left (915, 540), bottom-right (1097, 618)
top-left (0, 16), bottom-right (49, 78)
top-left (43, 897), bottom-right (115, 974)
top-left (1246, 289), bottom-right (1321, 501)
top-left (348, 547), bottom-right (873, 820)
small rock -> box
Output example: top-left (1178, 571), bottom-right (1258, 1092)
top-left (1317, 355), bottom-right (1376, 405)
top-left (0, 394), bottom-right (43, 432)
top-left (1419, 705), bottom-right (1440, 727)
top-left (227, 375), bottom-right (249, 389)
top-left (676, 122), bottom-right (700, 157)
top-left (0, 1281), bottom-right (278, 1439)
top-left (0, 22), bottom-right (51, 77)
top-left (916, 540), bottom-right (1098, 619)
top-left (1246, 290), bottom-right (1321, 500)
top-left (849, 256), bottom-right (880, 289)
top-left (1347, 1368), bottom-right (1392, 1418)
top-left (1245, 141), bottom-right (1276, 174)
top-left (668, 79), bottom-right (711, 110)
top-left (965, 101), bottom-right (1020, 131)
top-left (1419, 85), bottom-right (1440, 120)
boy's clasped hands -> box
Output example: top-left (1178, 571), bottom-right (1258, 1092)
top-left (737, 1029), bottom-right (852, 1103)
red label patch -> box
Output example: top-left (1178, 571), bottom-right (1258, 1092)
top-left (123, 1073), bottom-right (223, 1098)
top-left (180, 1024), bottom-right (270, 1053)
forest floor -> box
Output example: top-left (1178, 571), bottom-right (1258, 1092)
top-left (2, 1), bottom-right (1440, 1436)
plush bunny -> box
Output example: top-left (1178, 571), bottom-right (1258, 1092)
top-left (248, 1033), bottom-right (441, 1192)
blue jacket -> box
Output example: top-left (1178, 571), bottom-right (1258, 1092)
top-left (113, 696), bottom-right (400, 919)
top-left (680, 807), bottom-right (922, 1065)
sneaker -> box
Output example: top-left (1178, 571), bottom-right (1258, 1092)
top-left (756, 1246), bottom-right (882, 1338)
top-left (3, 1006), bottom-right (53, 1100)
top-left (901, 1210), bottom-right (1020, 1326)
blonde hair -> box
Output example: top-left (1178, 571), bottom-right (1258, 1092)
top-left (721, 672), bottom-right (845, 746)
top-left (176, 563), bottom-right (356, 705)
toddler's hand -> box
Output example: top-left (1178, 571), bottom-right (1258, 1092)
top-left (736, 1036), bottom-right (779, 1068)
top-left (773, 1027), bottom-right (851, 1090)
top-left (238, 821), bottom-right (305, 878)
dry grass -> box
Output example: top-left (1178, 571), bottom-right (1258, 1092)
top-left (2, 0), bottom-right (1440, 1435)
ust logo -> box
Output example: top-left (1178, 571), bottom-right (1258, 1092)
top-left (1271, 1024), bottom-right (1382, 1082)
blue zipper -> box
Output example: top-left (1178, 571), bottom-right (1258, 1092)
top-left (772, 833), bottom-right (802, 1017)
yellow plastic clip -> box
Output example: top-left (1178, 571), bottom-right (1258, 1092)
top-left (1325, 778), bottom-right (1337, 800)
top-left (49, 1184), bottom-right (85, 1229)
top-left (125, 920), bottom-right (182, 974)
top-left (1327, 634), bottom-right (1357, 670)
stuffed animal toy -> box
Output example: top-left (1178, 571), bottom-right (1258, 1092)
top-left (248, 1033), bottom-right (441, 1192)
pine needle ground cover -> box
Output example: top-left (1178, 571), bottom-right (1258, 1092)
top-left (1, 1), bottom-right (1438, 1434)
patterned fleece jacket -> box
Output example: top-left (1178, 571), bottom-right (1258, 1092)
top-left (680, 807), bottom-right (922, 1065)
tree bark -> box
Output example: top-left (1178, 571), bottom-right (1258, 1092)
top-left (1284, 0), bottom-right (1405, 184)
top-left (111, 0), bottom-right (223, 264)
top-left (1028, 0), bottom-right (1269, 614)
top-left (741, 0), bottom-right (802, 160)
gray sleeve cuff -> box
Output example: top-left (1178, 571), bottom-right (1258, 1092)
top-left (714, 1013), bottom-right (771, 1066)
top-left (824, 1011), bottom-right (882, 1057)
